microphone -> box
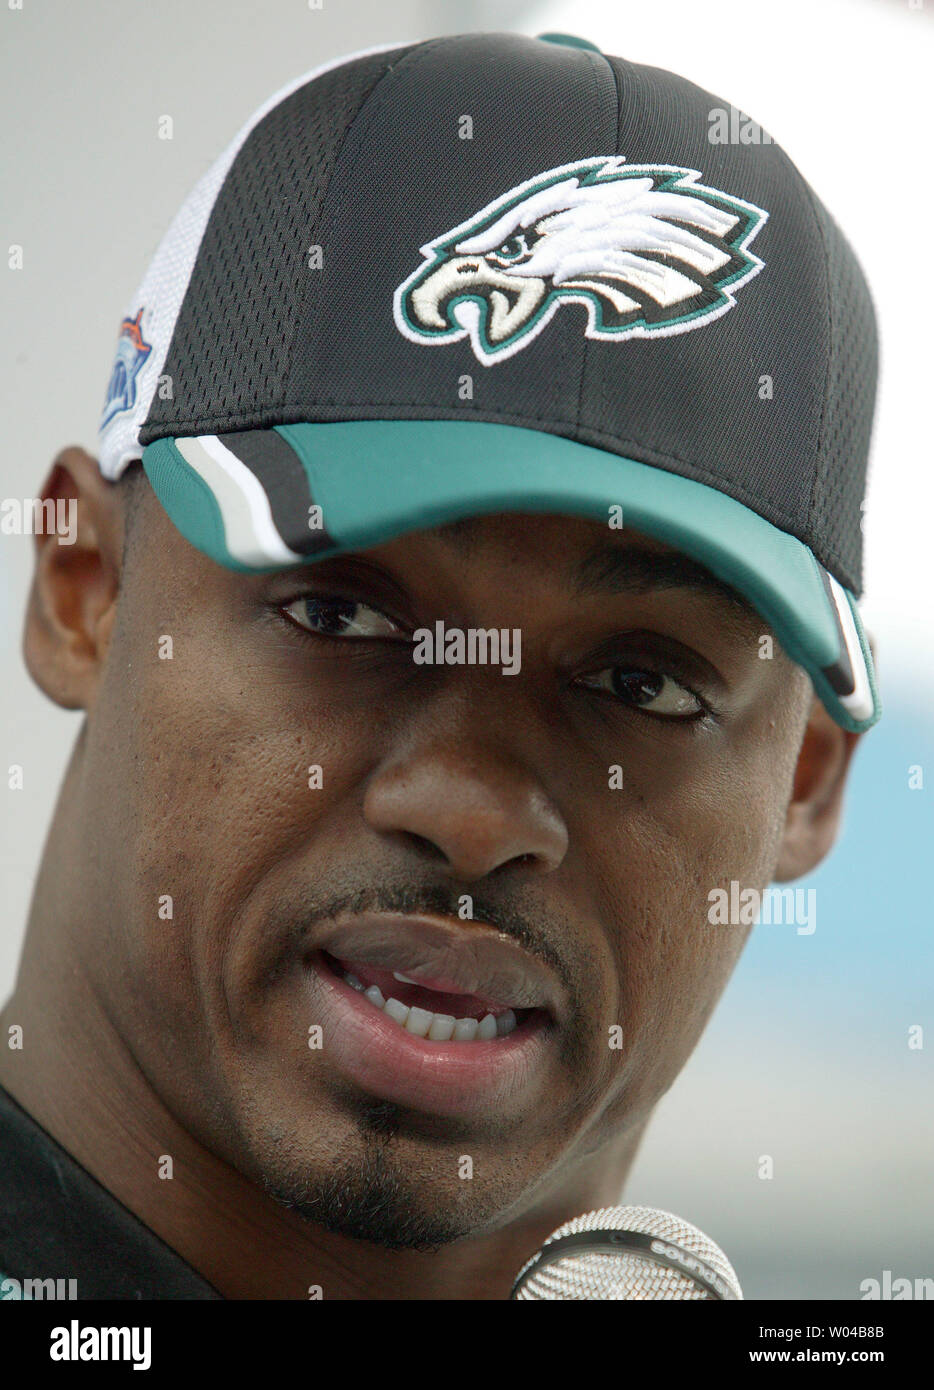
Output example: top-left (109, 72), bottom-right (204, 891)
top-left (510, 1205), bottom-right (743, 1300)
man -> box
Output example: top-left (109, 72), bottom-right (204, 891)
top-left (0, 31), bottom-right (879, 1300)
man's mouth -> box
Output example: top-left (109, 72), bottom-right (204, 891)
top-left (298, 913), bottom-right (564, 1120)
top-left (320, 949), bottom-right (537, 1041)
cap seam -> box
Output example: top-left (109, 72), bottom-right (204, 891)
top-left (776, 144), bottom-right (835, 551)
top-left (572, 46), bottom-right (619, 433)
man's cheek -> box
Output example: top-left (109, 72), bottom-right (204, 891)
top-left (610, 790), bottom-right (765, 1079)
top-left (123, 674), bottom-right (365, 936)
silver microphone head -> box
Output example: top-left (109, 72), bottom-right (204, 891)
top-left (511, 1205), bottom-right (743, 1300)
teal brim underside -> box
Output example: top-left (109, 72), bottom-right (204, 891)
top-left (141, 420), bottom-right (880, 733)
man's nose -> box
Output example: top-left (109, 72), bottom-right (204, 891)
top-left (362, 729), bottom-right (569, 882)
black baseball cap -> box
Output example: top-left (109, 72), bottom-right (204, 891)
top-left (98, 31), bottom-right (880, 731)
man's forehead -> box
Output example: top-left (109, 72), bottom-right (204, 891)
top-left (429, 511), bottom-right (697, 564)
top-left (411, 512), bottom-right (763, 628)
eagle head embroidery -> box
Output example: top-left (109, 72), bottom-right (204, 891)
top-left (393, 156), bottom-right (768, 365)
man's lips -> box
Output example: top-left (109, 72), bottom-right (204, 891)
top-left (304, 953), bottom-right (554, 1119)
top-left (322, 951), bottom-right (527, 1026)
top-left (311, 912), bottom-right (566, 1022)
top-left (298, 912), bottom-right (566, 1119)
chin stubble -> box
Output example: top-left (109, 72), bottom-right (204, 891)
top-left (258, 1099), bottom-right (473, 1252)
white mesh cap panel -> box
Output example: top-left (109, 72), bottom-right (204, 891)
top-left (96, 39), bottom-right (413, 481)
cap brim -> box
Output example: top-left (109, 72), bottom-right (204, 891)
top-left (141, 420), bottom-right (880, 733)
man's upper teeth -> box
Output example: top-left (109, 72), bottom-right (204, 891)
top-left (343, 970), bottom-right (517, 1039)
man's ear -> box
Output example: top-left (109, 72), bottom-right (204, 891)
top-left (773, 640), bottom-right (876, 881)
top-left (22, 446), bottom-right (125, 711)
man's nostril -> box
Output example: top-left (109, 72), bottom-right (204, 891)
top-left (404, 831), bottom-right (447, 862)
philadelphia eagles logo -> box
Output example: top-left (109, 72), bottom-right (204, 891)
top-left (393, 155), bottom-right (768, 365)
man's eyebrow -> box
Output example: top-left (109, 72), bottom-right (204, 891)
top-left (572, 544), bottom-right (763, 626)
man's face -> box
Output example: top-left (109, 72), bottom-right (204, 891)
top-left (77, 485), bottom-right (809, 1249)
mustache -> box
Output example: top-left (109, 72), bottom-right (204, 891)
top-left (281, 879), bottom-right (578, 1004)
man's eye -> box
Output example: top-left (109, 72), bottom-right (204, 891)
top-left (579, 666), bottom-right (704, 719)
top-left (281, 596), bottom-right (404, 639)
